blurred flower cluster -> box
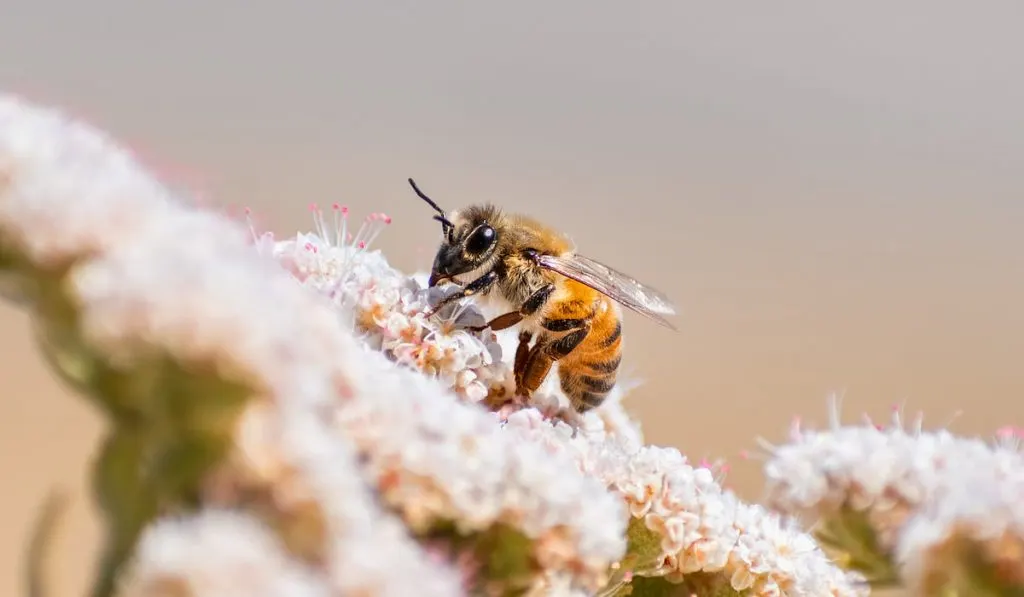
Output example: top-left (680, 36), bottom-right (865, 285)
top-left (762, 404), bottom-right (1024, 595)
top-left (0, 92), bottom-right (1019, 597)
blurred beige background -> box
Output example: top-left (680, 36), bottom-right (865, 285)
top-left (2, 2), bottom-right (1023, 595)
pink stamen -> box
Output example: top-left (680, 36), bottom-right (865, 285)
top-left (300, 203), bottom-right (395, 310)
top-left (890, 404), bottom-right (904, 430)
top-left (240, 205), bottom-right (269, 245)
top-left (788, 415), bottom-right (802, 439)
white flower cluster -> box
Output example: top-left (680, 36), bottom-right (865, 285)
top-left (762, 403), bottom-right (1024, 594)
top-left (328, 344), bottom-right (631, 591)
top-left (502, 409), bottom-right (869, 596)
top-left (258, 211), bottom-right (513, 404)
top-left (118, 510), bottom-right (332, 597)
top-left (0, 92), bottom-right (870, 597)
top-left (0, 92), bottom-right (466, 597)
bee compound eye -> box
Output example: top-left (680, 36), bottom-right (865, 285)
top-left (466, 225), bottom-right (495, 254)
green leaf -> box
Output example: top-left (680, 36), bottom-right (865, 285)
top-left (813, 506), bottom-right (900, 588)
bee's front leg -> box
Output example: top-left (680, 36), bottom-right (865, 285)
top-left (424, 270), bottom-right (498, 318)
top-left (465, 283), bottom-right (555, 333)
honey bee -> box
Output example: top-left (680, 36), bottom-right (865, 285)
top-left (408, 178), bottom-right (677, 413)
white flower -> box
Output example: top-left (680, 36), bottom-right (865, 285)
top-left (500, 404), bottom-right (868, 596)
top-left (894, 434), bottom-right (1024, 595)
top-left (117, 510), bottom-right (330, 597)
top-left (334, 346), bottom-right (629, 591)
top-left (761, 401), bottom-right (1024, 593)
top-left (274, 398), bottom-right (469, 597)
top-left (0, 94), bottom-right (183, 270)
top-left (0, 93), bottom-right (467, 596)
top-left (762, 403), bottom-right (1024, 549)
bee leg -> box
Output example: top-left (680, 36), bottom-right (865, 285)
top-left (516, 343), bottom-right (554, 398)
top-left (517, 325), bottom-right (589, 396)
top-left (551, 409), bottom-right (584, 437)
top-left (465, 283), bottom-right (555, 333)
top-left (520, 284), bottom-right (556, 316)
top-left (424, 270), bottom-right (498, 318)
top-left (465, 311), bottom-right (522, 333)
top-left (512, 331), bottom-right (533, 389)
top-left (491, 331), bottom-right (536, 413)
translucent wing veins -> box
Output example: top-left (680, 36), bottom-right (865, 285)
top-left (534, 252), bottom-right (678, 330)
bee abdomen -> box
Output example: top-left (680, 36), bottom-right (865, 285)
top-left (560, 366), bottom-right (619, 412)
top-left (560, 347), bottom-right (623, 412)
top-left (601, 320), bottom-right (622, 347)
top-left (588, 354), bottom-right (621, 374)
top-left (556, 299), bottom-right (624, 412)
top-left (581, 373), bottom-right (616, 392)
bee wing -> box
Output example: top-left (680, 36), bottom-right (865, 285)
top-left (536, 253), bottom-right (679, 330)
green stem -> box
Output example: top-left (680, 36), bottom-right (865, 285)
top-left (25, 489), bottom-right (69, 597)
top-left (91, 428), bottom-right (159, 597)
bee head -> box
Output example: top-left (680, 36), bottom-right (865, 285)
top-left (408, 178), bottom-right (500, 287)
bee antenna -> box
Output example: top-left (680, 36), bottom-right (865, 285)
top-left (408, 178), bottom-right (455, 235)
top-left (408, 178), bottom-right (446, 216)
